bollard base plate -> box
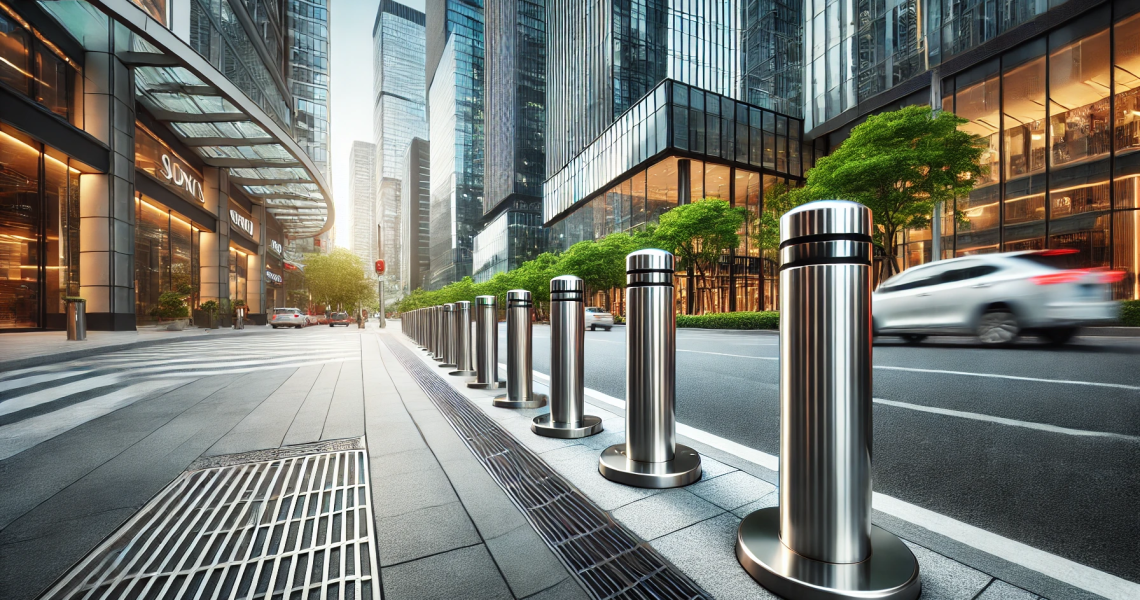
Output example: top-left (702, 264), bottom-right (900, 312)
top-left (468, 380), bottom-right (507, 390)
top-left (736, 507), bottom-right (921, 600)
top-left (532, 414), bottom-right (602, 438)
top-left (438, 362), bottom-right (456, 368)
top-left (598, 444), bottom-right (702, 489)
top-left (492, 393), bottom-right (547, 408)
top-left (448, 369), bottom-right (477, 377)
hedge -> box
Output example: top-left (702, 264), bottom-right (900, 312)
top-left (1121, 300), bottom-right (1140, 327)
top-left (675, 311), bottom-right (779, 330)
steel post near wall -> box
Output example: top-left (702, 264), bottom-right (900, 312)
top-left (449, 301), bottom-right (477, 376)
top-left (736, 200), bottom-right (920, 600)
top-left (599, 249), bottom-right (700, 488)
top-left (494, 290), bottom-right (547, 408)
top-left (532, 276), bottom-right (602, 438)
top-left (439, 303), bottom-right (457, 368)
top-left (469, 295), bottom-right (507, 390)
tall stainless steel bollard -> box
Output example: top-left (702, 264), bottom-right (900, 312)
top-left (736, 200), bottom-right (920, 600)
top-left (494, 290), bottom-right (546, 408)
top-left (599, 250), bottom-right (701, 488)
top-left (468, 296), bottom-right (507, 389)
top-left (532, 276), bottom-right (602, 438)
top-left (439, 303), bottom-right (457, 367)
top-left (433, 305), bottom-right (446, 362)
top-left (449, 301), bottom-right (477, 376)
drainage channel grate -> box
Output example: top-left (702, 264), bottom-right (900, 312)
top-left (384, 337), bottom-right (709, 600)
top-left (41, 438), bottom-right (380, 600)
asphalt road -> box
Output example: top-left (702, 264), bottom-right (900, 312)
top-left (500, 325), bottom-right (1140, 584)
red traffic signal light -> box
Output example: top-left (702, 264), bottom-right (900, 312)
top-left (375, 259), bottom-right (385, 275)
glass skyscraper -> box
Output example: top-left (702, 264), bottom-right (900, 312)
top-left (475, 0), bottom-right (547, 282)
top-left (741, 0), bottom-right (803, 118)
top-left (426, 0), bottom-right (485, 289)
top-left (350, 141), bottom-right (376, 273)
top-left (286, 0), bottom-right (331, 180)
top-left (400, 138), bottom-right (432, 293)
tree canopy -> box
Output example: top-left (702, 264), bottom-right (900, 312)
top-left (303, 248), bottom-right (377, 311)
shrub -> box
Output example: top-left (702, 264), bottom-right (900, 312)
top-left (675, 311), bottom-right (779, 330)
top-left (150, 291), bottom-right (190, 319)
top-left (1121, 300), bottom-right (1140, 327)
top-left (199, 300), bottom-right (219, 314)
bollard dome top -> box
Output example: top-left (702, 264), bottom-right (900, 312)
top-left (456, 300), bottom-right (471, 308)
top-left (507, 289), bottom-right (532, 301)
top-left (550, 275), bottom-right (584, 292)
top-left (442, 303), bottom-right (456, 311)
top-left (475, 295), bottom-right (495, 306)
top-left (626, 248), bottom-right (674, 273)
top-left (780, 200), bottom-right (871, 243)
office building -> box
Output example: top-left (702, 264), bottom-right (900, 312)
top-left (400, 138), bottom-right (432, 293)
top-left (286, 0), bottom-right (332, 180)
top-left (475, 0), bottom-right (547, 282)
top-left (804, 0), bottom-right (1139, 299)
top-left (349, 141), bottom-right (377, 272)
top-left (425, 0), bottom-right (485, 289)
top-left (374, 1), bottom-right (428, 292)
top-left (741, 0), bottom-right (803, 117)
top-left (0, 0), bottom-right (333, 330)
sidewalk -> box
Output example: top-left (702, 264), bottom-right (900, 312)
top-left (0, 325), bottom-right (279, 372)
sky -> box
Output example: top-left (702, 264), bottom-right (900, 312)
top-left (329, 0), bottom-right (426, 249)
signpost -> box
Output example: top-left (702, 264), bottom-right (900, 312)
top-left (375, 259), bottom-right (386, 328)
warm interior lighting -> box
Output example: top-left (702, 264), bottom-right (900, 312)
top-left (0, 56), bottom-right (32, 79)
top-left (1, 130), bottom-right (41, 156)
top-left (43, 151), bottom-right (79, 173)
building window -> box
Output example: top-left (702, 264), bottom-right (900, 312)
top-left (0, 5), bottom-right (78, 122)
top-left (1002, 39), bottom-right (1047, 250)
top-left (135, 196), bottom-right (201, 322)
top-left (229, 247), bottom-right (249, 307)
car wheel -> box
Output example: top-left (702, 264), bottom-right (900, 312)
top-left (330, 324), bottom-right (334, 327)
top-left (1044, 327), bottom-right (1077, 345)
top-left (977, 310), bottom-right (1019, 345)
top-left (902, 334), bottom-right (926, 344)
top-left (605, 327), bottom-right (612, 331)
top-left (589, 324), bottom-right (595, 331)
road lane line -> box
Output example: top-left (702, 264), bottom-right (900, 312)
top-left (876, 366), bottom-right (1140, 391)
top-left (677, 349), bottom-right (778, 360)
top-left (502, 363), bottom-right (1140, 599)
top-left (873, 398), bottom-right (1140, 442)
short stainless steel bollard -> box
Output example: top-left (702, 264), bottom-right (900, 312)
top-left (599, 249), bottom-right (701, 488)
top-left (433, 305), bottom-right (447, 362)
top-left (449, 301), bottom-right (477, 376)
top-left (468, 295), bottom-right (507, 389)
top-left (235, 307), bottom-right (246, 330)
top-left (736, 200), bottom-right (920, 600)
top-left (66, 299), bottom-right (86, 341)
top-left (533, 276), bottom-right (602, 438)
top-left (494, 290), bottom-right (546, 408)
top-left (439, 303), bottom-right (457, 367)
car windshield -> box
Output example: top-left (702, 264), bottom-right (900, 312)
top-left (274, 309), bottom-right (299, 315)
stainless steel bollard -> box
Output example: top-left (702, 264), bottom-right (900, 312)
top-left (493, 290), bottom-right (547, 407)
top-left (235, 307), bottom-right (246, 330)
top-left (468, 296), bottom-right (507, 389)
top-left (532, 276), bottom-right (602, 438)
top-left (433, 305), bottom-right (446, 362)
top-left (439, 303), bottom-right (457, 367)
top-left (736, 200), bottom-right (920, 600)
top-left (449, 301), bottom-right (477, 376)
top-left (599, 250), bottom-right (700, 488)
top-left (66, 299), bottom-right (86, 341)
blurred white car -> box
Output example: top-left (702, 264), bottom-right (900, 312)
top-left (270, 308), bottom-right (307, 329)
top-left (872, 250), bottom-right (1121, 345)
top-left (585, 307), bottom-right (614, 331)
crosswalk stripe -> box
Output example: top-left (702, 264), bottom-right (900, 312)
top-left (0, 370), bottom-right (94, 393)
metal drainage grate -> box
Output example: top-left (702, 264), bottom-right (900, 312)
top-left (384, 337), bottom-right (709, 600)
top-left (41, 438), bottom-right (379, 600)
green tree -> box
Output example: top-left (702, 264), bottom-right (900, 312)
top-left (304, 248), bottom-right (377, 312)
top-left (751, 181), bottom-right (810, 253)
top-left (799, 105), bottom-right (985, 279)
top-left (654, 199), bottom-right (746, 313)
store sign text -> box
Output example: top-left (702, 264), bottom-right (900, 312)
top-left (266, 270), bottom-right (283, 284)
top-left (230, 210), bottom-right (255, 237)
top-left (160, 154), bottom-right (204, 203)
top-left (270, 239), bottom-right (283, 255)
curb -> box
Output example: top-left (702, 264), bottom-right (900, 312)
top-left (0, 327), bottom-right (280, 373)
top-left (1082, 326), bottom-right (1140, 337)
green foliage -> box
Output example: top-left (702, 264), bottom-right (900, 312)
top-left (752, 181), bottom-right (810, 252)
top-left (1121, 300), bottom-right (1140, 327)
top-left (63, 296), bottom-right (85, 303)
top-left (304, 248), bottom-right (378, 311)
top-left (655, 199), bottom-right (746, 276)
top-left (675, 311), bottom-right (779, 330)
top-left (150, 290), bottom-right (190, 319)
top-left (799, 105), bottom-right (985, 278)
top-left (199, 300), bottom-right (219, 315)
top-left (557, 231), bottom-right (655, 295)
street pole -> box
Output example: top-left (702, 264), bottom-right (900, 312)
top-left (378, 276), bottom-right (385, 328)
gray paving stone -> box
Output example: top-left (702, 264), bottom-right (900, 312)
top-left (369, 447), bottom-right (440, 480)
top-left (321, 359), bottom-right (365, 440)
top-left (497, 414), bottom-right (585, 454)
top-left (689, 470), bottom-right (778, 511)
top-left (904, 540), bottom-right (993, 600)
top-left (697, 455), bottom-right (738, 480)
top-left (206, 365), bottom-right (322, 456)
top-left (538, 444), bottom-right (663, 510)
top-left (370, 464), bottom-right (459, 519)
top-left (382, 544), bottom-right (513, 600)
top-left (437, 455), bottom-right (529, 540)
top-left (576, 423), bottom-right (626, 450)
top-left (730, 491), bottom-right (778, 518)
top-left (975, 580), bottom-right (1041, 600)
top-left (375, 500), bottom-right (481, 566)
top-left (282, 361), bottom-right (341, 446)
top-left (485, 524), bottom-right (571, 598)
top-left (612, 489), bottom-right (725, 541)
top-left (651, 512), bottom-right (777, 600)
top-left (521, 576), bottom-right (590, 600)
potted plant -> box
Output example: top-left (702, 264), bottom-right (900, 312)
top-left (198, 300), bottom-right (220, 329)
top-left (150, 288), bottom-right (191, 330)
top-left (217, 298), bottom-right (233, 328)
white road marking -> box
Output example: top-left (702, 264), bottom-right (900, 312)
top-left (875, 366), bottom-right (1140, 391)
top-left (677, 349), bottom-right (778, 360)
top-left (0, 370), bottom-right (94, 393)
top-left (873, 398), bottom-right (1140, 442)
top-left (497, 362), bottom-right (1140, 599)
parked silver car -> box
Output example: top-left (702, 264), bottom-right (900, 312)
top-left (585, 306), bottom-right (615, 331)
top-left (270, 308), bottom-right (307, 329)
top-left (872, 250), bottom-right (1121, 345)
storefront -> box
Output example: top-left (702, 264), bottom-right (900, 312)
top-left (265, 222), bottom-right (285, 310)
top-left (227, 200), bottom-right (258, 312)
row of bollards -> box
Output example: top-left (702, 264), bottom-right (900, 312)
top-left (399, 200), bottom-right (919, 600)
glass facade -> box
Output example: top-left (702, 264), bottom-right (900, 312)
top-left (472, 199), bottom-right (547, 282)
top-left (0, 3), bottom-right (81, 124)
top-left (399, 138), bottom-right (431, 294)
top-left (903, 4), bottom-right (1140, 300)
top-left (426, 1), bottom-right (485, 290)
top-left (0, 129), bottom-right (80, 329)
top-left (286, 0), bottom-right (331, 179)
top-left (544, 80), bottom-right (804, 223)
top-left (741, 0), bottom-right (803, 118)
top-left (134, 196), bottom-right (201, 322)
top-left (349, 141), bottom-right (376, 274)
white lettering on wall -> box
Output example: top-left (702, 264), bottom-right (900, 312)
top-left (270, 239), bottom-right (283, 255)
top-left (230, 209), bottom-right (255, 237)
top-left (266, 270), bottom-right (283, 284)
top-left (159, 154), bottom-right (205, 203)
